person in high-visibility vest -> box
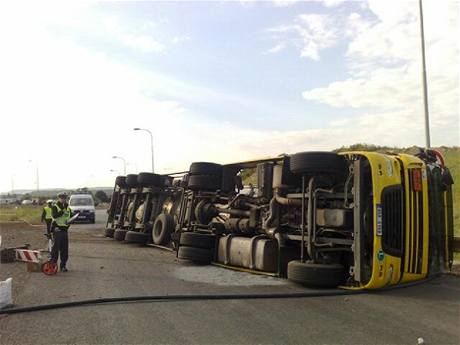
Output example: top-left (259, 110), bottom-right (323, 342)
top-left (41, 199), bottom-right (54, 235)
top-left (51, 192), bottom-right (72, 272)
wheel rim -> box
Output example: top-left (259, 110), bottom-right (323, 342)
top-left (42, 261), bottom-right (58, 275)
top-left (154, 219), bottom-right (162, 237)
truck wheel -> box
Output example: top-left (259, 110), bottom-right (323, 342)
top-left (152, 213), bottom-right (175, 245)
top-left (137, 172), bottom-right (162, 187)
top-left (179, 232), bottom-right (216, 249)
top-left (115, 176), bottom-right (127, 187)
top-left (287, 261), bottom-right (347, 288)
top-left (178, 246), bottom-right (213, 264)
top-left (187, 175), bottom-right (221, 191)
top-left (290, 152), bottom-right (347, 176)
top-left (114, 229), bottom-right (129, 241)
top-left (221, 166), bottom-right (239, 193)
top-left (125, 231), bottom-right (149, 244)
top-left (104, 227), bottom-right (115, 238)
top-left (189, 162), bottom-right (223, 176)
top-left (125, 174), bottom-right (139, 188)
top-left (162, 175), bottom-right (173, 187)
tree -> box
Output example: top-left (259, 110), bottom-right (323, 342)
top-left (95, 190), bottom-right (110, 203)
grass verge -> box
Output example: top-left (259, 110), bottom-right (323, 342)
top-left (0, 205), bottom-right (42, 224)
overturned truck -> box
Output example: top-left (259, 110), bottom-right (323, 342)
top-left (105, 173), bottom-right (182, 245)
top-left (106, 149), bottom-right (454, 289)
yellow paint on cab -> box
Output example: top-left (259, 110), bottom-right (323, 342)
top-left (340, 152), bottom-right (429, 290)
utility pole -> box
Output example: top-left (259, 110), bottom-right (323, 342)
top-left (419, 0), bottom-right (431, 148)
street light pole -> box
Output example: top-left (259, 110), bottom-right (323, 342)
top-left (419, 0), bottom-right (431, 148)
top-left (28, 160), bottom-right (39, 193)
top-left (112, 156), bottom-right (127, 175)
top-left (11, 174), bottom-right (15, 193)
top-left (133, 128), bottom-right (154, 173)
top-left (36, 163), bottom-right (39, 193)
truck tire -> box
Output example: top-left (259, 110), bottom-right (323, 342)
top-left (114, 229), bottom-right (129, 241)
top-left (187, 175), bottom-right (221, 191)
top-left (290, 152), bottom-right (347, 176)
top-left (287, 261), bottom-right (347, 288)
top-left (115, 176), bottom-right (127, 187)
top-left (104, 227), bottom-right (115, 238)
top-left (189, 162), bottom-right (223, 176)
top-left (125, 174), bottom-right (139, 188)
top-left (179, 232), bottom-right (216, 249)
top-left (178, 246), bottom-right (213, 264)
top-left (221, 166), bottom-right (239, 193)
top-left (162, 175), bottom-right (174, 187)
top-left (152, 213), bottom-right (175, 245)
top-left (137, 172), bottom-right (162, 187)
top-left (125, 230), bottom-right (149, 244)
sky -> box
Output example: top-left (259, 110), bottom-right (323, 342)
top-left (0, 0), bottom-right (458, 192)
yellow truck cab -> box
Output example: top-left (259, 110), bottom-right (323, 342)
top-left (346, 150), bottom-right (453, 289)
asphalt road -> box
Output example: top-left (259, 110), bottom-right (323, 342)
top-left (1, 209), bottom-right (459, 345)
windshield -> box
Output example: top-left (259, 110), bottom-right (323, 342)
top-left (70, 197), bottom-right (94, 206)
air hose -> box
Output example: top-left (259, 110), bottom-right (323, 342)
top-left (0, 275), bottom-right (439, 315)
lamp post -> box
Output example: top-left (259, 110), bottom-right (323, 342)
top-left (112, 156), bottom-right (126, 175)
top-left (28, 160), bottom-right (39, 192)
top-left (11, 174), bottom-right (15, 193)
top-left (419, 0), bottom-right (431, 148)
top-left (133, 128), bottom-right (154, 173)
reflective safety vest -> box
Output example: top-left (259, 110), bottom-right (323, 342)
top-left (53, 203), bottom-right (71, 228)
top-left (43, 206), bottom-right (53, 220)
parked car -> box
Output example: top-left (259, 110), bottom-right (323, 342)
top-left (69, 194), bottom-right (96, 223)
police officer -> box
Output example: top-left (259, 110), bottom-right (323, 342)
top-left (51, 192), bottom-right (72, 272)
top-left (41, 199), bottom-right (54, 235)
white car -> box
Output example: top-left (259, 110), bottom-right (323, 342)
top-left (69, 194), bottom-right (96, 223)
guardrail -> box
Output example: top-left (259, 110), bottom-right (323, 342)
top-left (454, 237), bottom-right (460, 253)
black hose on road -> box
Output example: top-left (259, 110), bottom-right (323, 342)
top-left (1, 290), bottom-right (364, 315)
top-left (0, 275), bottom-right (439, 315)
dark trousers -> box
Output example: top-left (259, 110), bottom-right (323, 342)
top-left (51, 229), bottom-right (69, 268)
top-left (45, 219), bottom-right (52, 234)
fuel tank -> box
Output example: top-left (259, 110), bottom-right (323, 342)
top-left (216, 235), bottom-right (278, 272)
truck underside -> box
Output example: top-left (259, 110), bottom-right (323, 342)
top-left (105, 149), bottom-right (454, 289)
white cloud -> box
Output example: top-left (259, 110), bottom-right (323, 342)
top-left (302, 0), bottom-right (459, 146)
top-left (272, 0), bottom-right (298, 7)
top-left (171, 35), bottom-right (191, 44)
top-left (322, 0), bottom-right (346, 8)
top-left (0, 1), bottom-right (457, 193)
top-left (119, 33), bottom-right (165, 53)
top-left (268, 14), bottom-right (338, 60)
top-left (0, 1), bottom-right (337, 192)
top-left (264, 42), bottom-right (286, 54)
top-left (64, 11), bottom-right (166, 54)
